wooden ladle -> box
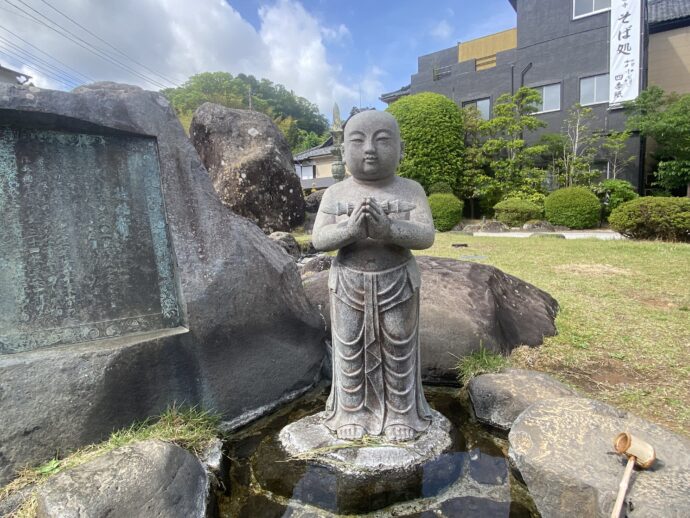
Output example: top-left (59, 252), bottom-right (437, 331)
top-left (610, 432), bottom-right (656, 518)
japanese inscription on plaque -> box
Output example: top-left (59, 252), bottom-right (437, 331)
top-left (0, 126), bottom-right (181, 354)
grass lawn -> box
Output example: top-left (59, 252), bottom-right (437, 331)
top-left (421, 233), bottom-right (690, 436)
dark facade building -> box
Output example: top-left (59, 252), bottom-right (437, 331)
top-left (381, 0), bottom-right (690, 193)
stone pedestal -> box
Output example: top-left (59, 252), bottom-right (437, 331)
top-left (277, 410), bottom-right (452, 514)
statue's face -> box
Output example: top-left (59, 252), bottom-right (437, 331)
top-left (344, 111), bottom-right (401, 181)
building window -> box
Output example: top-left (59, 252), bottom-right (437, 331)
top-left (295, 164), bottom-right (314, 180)
top-left (573, 0), bottom-right (611, 19)
top-left (463, 98), bottom-right (491, 120)
top-left (535, 83), bottom-right (561, 113)
top-left (580, 74), bottom-right (609, 105)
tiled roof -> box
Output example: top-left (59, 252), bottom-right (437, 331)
top-left (294, 144), bottom-right (334, 161)
top-left (648, 0), bottom-right (690, 25)
top-left (380, 84), bottom-right (411, 103)
top-left (293, 135), bottom-right (334, 161)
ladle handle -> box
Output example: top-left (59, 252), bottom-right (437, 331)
top-left (611, 456), bottom-right (635, 518)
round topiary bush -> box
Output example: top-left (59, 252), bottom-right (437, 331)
top-left (428, 181), bottom-right (454, 194)
top-left (609, 197), bottom-right (690, 241)
top-left (493, 198), bottom-right (543, 227)
top-left (428, 193), bottom-right (464, 231)
top-left (544, 187), bottom-right (601, 229)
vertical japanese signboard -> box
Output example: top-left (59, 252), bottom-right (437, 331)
top-left (609, 0), bottom-right (642, 106)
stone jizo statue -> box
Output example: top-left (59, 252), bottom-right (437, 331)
top-left (312, 110), bottom-right (435, 442)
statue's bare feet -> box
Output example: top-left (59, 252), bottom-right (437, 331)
top-left (337, 424), bottom-right (365, 440)
top-left (385, 425), bottom-right (416, 442)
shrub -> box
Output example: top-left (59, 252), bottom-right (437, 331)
top-left (428, 181), bottom-right (454, 194)
top-left (609, 197), bottom-right (690, 242)
top-left (386, 93), bottom-right (467, 194)
top-left (511, 190), bottom-right (547, 211)
top-left (590, 179), bottom-right (639, 218)
top-left (544, 187), bottom-right (601, 229)
top-left (493, 198), bottom-right (543, 227)
top-left (428, 193), bottom-right (464, 231)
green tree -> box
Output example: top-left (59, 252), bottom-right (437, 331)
top-left (293, 129), bottom-right (329, 155)
top-left (538, 104), bottom-right (601, 188)
top-left (602, 130), bottom-right (635, 180)
top-left (626, 86), bottom-right (690, 196)
top-left (162, 72), bottom-right (329, 147)
top-left (386, 93), bottom-right (468, 195)
top-left (460, 105), bottom-right (493, 211)
top-left (560, 104), bottom-right (600, 187)
top-left (476, 87), bottom-right (548, 202)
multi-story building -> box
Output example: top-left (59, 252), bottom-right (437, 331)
top-left (381, 0), bottom-right (690, 193)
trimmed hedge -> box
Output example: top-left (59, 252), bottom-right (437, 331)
top-left (544, 187), bottom-right (601, 229)
top-left (428, 193), bottom-right (464, 231)
top-left (386, 93), bottom-right (465, 194)
top-left (609, 197), bottom-right (690, 242)
top-left (493, 198), bottom-right (543, 227)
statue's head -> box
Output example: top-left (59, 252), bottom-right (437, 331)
top-left (343, 110), bottom-right (402, 182)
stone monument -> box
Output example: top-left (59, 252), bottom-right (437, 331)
top-left (0, 83), bottom-right (325, 486)
top-left (279, 110), bottom-right (451, 512)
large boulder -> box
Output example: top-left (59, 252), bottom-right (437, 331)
top-left (462, 220), bottom-right (510, 233)
top-left (269, 232), bottom-right (301, 260)
top-left (304, 189), bottom-right (325, 213)
top-left (0, 83), bottom-right (324, 485)
top-left (37, 440), bottom-right (208, 518)
top-left (509, 397), bottom-right (690, 518)
top-left (190, 102), bottom-right (305, 233)
top-left (522, 220), bottom-right (555, 232)
top-left (302, 256), bottom-right (558, 383)
top-left (468, 369), bottom-right (577, 430)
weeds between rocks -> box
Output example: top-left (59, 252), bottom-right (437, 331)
top-left (456, 346), bottom-right (509, 386)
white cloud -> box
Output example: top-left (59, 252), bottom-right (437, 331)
top-left (431, 20), bottom-right (453, 40)
top-left (0, 0), bottom-right (371, 116)
top-left (321, 23), bottom-right (351, 44)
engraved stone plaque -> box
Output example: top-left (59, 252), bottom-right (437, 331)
top-left (0, 126), bottom-right (181, 354)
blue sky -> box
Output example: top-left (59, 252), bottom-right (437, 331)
top-left (229, 0), bottom-right (517, 110)
top-left (0, 0), bottom-right (517, 116)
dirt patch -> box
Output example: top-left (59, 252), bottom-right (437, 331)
top-left (630, 293), bottom-right (679, 310)
top-left (555, 358), bottom-right (644, 393)
top-left (553, 263), bottom-right (633, 276)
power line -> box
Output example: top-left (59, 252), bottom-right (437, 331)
top-left (38, 0), bottom-right (180, 87)
top-left (3, 0), bottom-right (170, 89)
top-left (7, 0), bottom-right (170, 89)
top-left (0, 47), bottom-right (77, 88)
top-left (0, 22), bottom-right (94, 83)
top-left (0, 4), bottom-right (35, 22)
top-left (0, 33), bottom-right (83, 86)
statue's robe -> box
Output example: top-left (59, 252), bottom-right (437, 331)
top-left (324, 257), bottom-right (432, 435)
